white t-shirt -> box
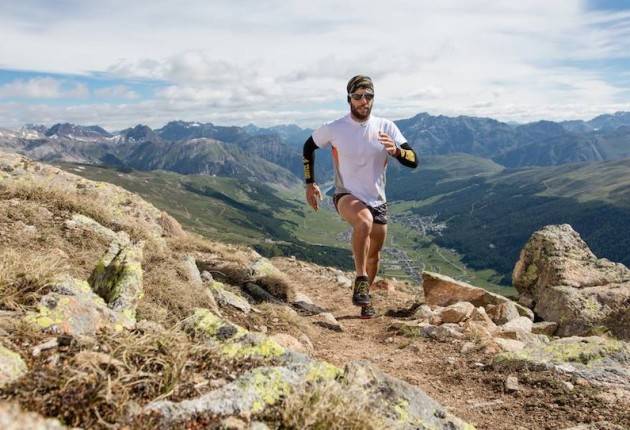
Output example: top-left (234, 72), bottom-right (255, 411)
top-left (312, 114), bottom-right (407, 207)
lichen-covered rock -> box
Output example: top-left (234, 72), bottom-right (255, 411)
top-left (88, 241), bottom-right (144, 328)
top-left (64, 213), bottom-right (128, 245)
top-left (144, 366), bottom-right (301, 425)
top-left (25, 276), bottom-right (126, 335)
top-left (208, 281), bottom-right (251, 314)
top-left (184, 308), bottom-right (285, 359)
top-left (513, 224), bottom-right (630, 293)
top-left (422, 271), bottom-right (533, 320)
top-left (513, 225), bottom-right (630, 339)
top-left (495, 336), bottom-right (630, 390)
top-left (342, 361), bottom-right (474, 429)
top-left (0, 345), bottom-right (27, 387)
top-left (534, 283), bottom-right (630, 339)
top-left (0, 402), bottom-right (71, 430)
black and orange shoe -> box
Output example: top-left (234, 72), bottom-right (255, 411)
top-left (360, 303), bottom-right (376, 319)
top-left (352, 276), bottom-right (371, 306)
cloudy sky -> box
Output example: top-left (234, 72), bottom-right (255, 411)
top-left (1, 0), bottom-right (630, 130)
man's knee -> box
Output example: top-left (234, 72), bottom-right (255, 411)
top-left (353, 215), bottom-right (373, 236)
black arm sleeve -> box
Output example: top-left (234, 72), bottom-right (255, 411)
top-left (303, 136), bottom-right (319, 183)
top-left (395, 142), bottom-right (419, 168)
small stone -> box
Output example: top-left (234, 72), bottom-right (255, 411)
top-left (486, 302), bottom-right (520, 325)
top-left (201, 271), bottom-right (214, 282)
top-left (414, 304), bottom-right (434, 320)
top-left (505, 375), bottom-right (519, 392)
top-left (531, 321), bottom-right (558, 336)
top-left (439, 301), bottom-right (475, 323)
top-left (336, 275), bottom-right (352, 288)
top-left (574, 377), bottom-right (590, 387)
top-left (221, 416), bottom-right (247, 430)
top-left (429, 315), bottom-right (443, 325)
top-left (385, 337), bottom-right (395, 344)
top-left (32, 338), bottom-right (58, 357)
top-left (562, 381), bottom-right (574, 391)
top-left (501, 316), bottom-right (533, 333)
top-left (461, 341), bottom-right (477, 354)
top-left (446, 357), bottom-right (456, 365)
top-left (270, 333), bottom-right (307, 354)
top-left (494, 338), bottom-right (526, 353)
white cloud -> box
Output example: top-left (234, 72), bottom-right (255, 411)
top-left (1, 1), bottom-right (630, 126)
top-left (0, 77), bottom-right (89, 99)
top-left (94, 84), bottom-right (138, 99)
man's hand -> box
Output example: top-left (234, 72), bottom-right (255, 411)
top-left (378, 131), bottom-right (399, 156)
top-left (305, 183), bottom-right (323, 211)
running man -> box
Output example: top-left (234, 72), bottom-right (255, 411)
top-left (303, 75), bottom-right (418, 318)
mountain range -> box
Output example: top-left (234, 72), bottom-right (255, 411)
top-left (1, 111), bottom-right (629, 282)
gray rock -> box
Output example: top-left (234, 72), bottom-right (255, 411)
top-left (343, 361), bottom-right (473, 429)
top-left (486, 302), bottom-right (520, 325)
top-left (88, 241), bottom-right (144, 328)
top-left (513, 224), bottom-right (630, 339)
top-left (209, 281), bottom-right (252, 314)
top-left (310, 312), bottom-right (343, 332)
top-left (439, 301), bottom-right (474, 323)
top-left (292, 301), bottom-right (327, 316)
top-left (532, 321), bottom-right (558, 336)
top-left (501, 316), bottom-right (533, 333)
top-left (422, 323), bottom-right (464, 341)
top-left (504, 375), bottom-right (519, 392)
top-left (24, 276), bottom-right (127, 336)
top-left (422, 271), bottom-right (534, 320)
top-left (495, 336), bottom-right (630, 391)
top-left (0, 345), bottom-right (27, 387)
top-left (182, 255), bottom-right (202, 287)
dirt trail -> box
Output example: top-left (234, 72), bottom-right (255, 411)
top-left (272, 257), bottom-right (630, 430)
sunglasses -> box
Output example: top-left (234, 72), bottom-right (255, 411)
top-left (349, 92), bottom-right (374, 101)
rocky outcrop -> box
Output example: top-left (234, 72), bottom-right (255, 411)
top-left (513, 224), bottom-right (630, 339)
top-left (25, 276), bottom-right (129, 335)
top-left (147, 308), bottom-right (472, 430)
top-left (423, 271), bottom-right (533, 320)
top-left (89, 240), bottom-right (144, 329)
top-left (495, 336), bottom-right (630, 391)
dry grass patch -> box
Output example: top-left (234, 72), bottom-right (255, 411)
top-left (0, 249), bottom-right (68, 311)
top-left (273, 381), bottom-right (383, 430)
top-left (1, 326), bottom-right (277, 429)
top-left (0, 179), bottom-right (150, 242)
top-left (140, 246), bottom-right (217, 326)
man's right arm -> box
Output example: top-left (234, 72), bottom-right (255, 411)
top-left (303, 136), bottom-right (322, 210)
top-left (303, 136), bottom-right (318, 184)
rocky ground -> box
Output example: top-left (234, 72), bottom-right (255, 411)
top-left (0, 151), bottom-right (628, 430)
top-left (272, 259), bottom-right (629, 430)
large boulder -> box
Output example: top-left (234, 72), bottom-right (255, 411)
top-left (422, 271), bottom-right (533, 319)
top-left (513, 225), bottom-right (630, 339)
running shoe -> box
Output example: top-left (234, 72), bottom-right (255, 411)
top-left (352, 277), bottom-right (371, 306)
top-left (360, 303), bottom-right (376, 319)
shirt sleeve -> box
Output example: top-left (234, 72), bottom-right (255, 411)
top-left (386, 120), bottom-right (407, 146)
top-left (312, 122), bottom-right (333, 148)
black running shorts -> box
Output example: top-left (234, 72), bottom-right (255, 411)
top-left (333, 193), bottom-right (388, 225)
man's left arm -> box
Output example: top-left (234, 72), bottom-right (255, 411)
top-left (394, 142), bottom-right (418, 168)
